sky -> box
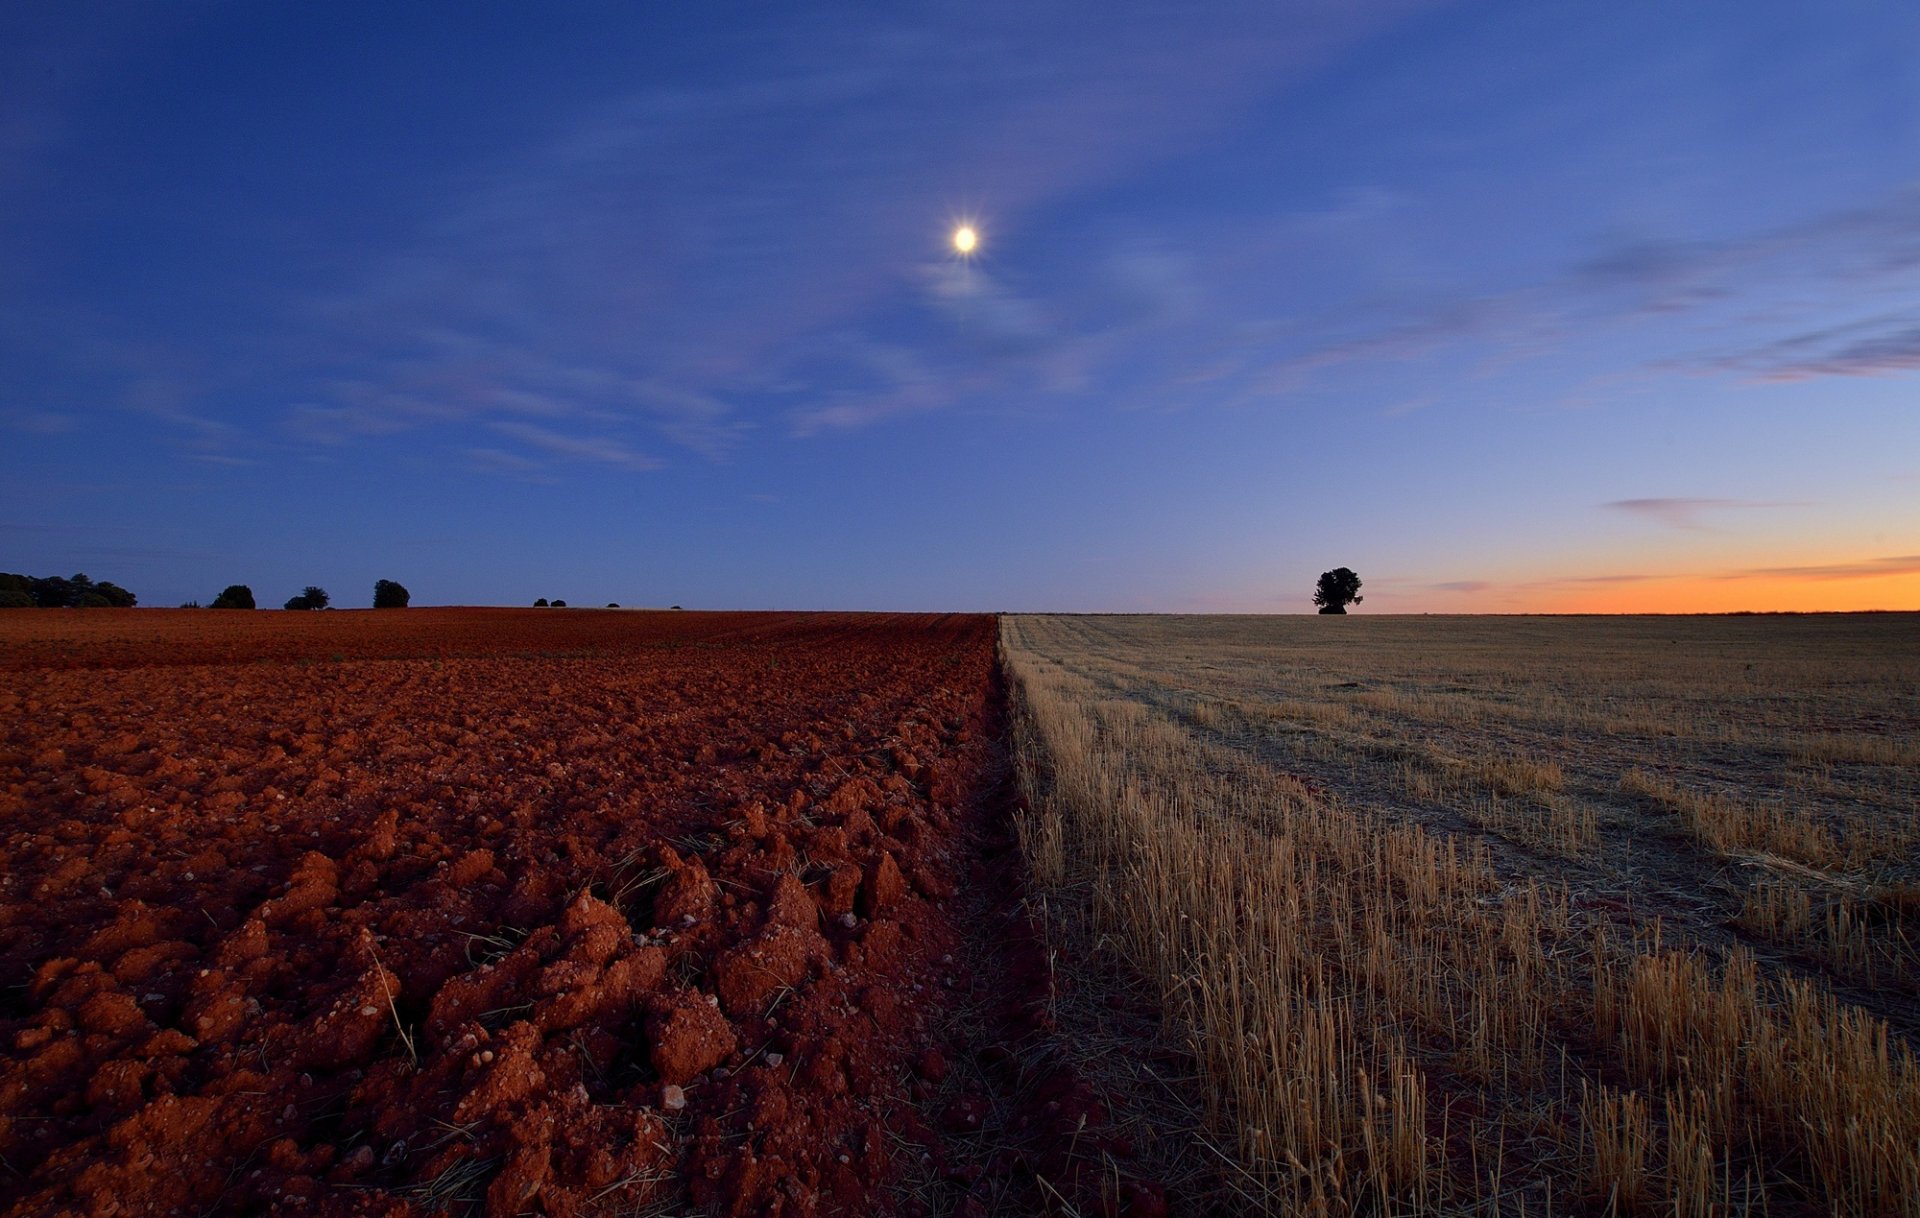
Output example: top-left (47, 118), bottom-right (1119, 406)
top-left (3, 1), bottom-right (1918, 613)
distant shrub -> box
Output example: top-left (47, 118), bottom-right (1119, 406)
top-left (284, 586), bottom-right (330, 611)
top-left (179, 600), bottom-right (203, 608)
top-left (211, 584), bottom-right (256, 610)
top-left (534, 598), bottom-right (549, 607)
top-left (608, 602), bottom-right (619, 608)
top-left (551, 599), bottom-right (568, 608)
top-left (373, 579), bottom-right (410, 609)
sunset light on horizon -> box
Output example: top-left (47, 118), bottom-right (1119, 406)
top-left (8, 9), bottom-right (1920, 1210)
top-left (1443, 565), bottom-right (1920, 616)
top-left (3, 3), bottom-right (1916, 614)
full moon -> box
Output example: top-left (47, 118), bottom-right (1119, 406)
top-left (952, 225), bottom-right (978, 254)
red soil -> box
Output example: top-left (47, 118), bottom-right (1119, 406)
top-left (0, 610), bottom-right (1160, 1217)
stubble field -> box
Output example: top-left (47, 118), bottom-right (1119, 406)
top-left (1002, 612), bottom-right (1920, 1216)
top-left (8, 607), bottom-right (1918, 1217)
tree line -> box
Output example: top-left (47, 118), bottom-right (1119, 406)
top-left (197, 579), bottom-right (412, 610)
top-left (0, 572), bottom-right (137, 609)
top-left (9, 567), bottom-right (1359, 613)
top-left (0, 572), bottom-right (412, 610)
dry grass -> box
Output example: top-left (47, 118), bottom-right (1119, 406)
top-left (1793, 732), bottom-right (1920, 767)
top-left (1617, 767), bottom-right (1844, 868)
top-left (1002, 613), bottom-right (1920, 1216)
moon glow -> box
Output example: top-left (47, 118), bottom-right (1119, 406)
top-left (952, 224), bottom-right (978, 254)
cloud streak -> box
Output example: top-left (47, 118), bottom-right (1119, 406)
top-left (1727, 318), bottom-right (1920, 381)
top-left (255, 4), bottom-right (1444, 449)
top-left (1605, 498), bottom-right (1804, 530)
top-left (1220, 182), bottom-right (1920, 408)
top-left (1422, 555), bottom-right (1920, 610)
top-left (1725, 555), bottom-right (1920, 582)
top-left (462, 446), bottom-right (558, 483)
top-left (488, 421), bottom-right (660, 472)
top-left (0, 408), bottom-right (76, 435)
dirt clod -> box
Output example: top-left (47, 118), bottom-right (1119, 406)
top-left (0, 609), bottom-right (1166, 1217)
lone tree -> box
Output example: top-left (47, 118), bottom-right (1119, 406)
top-left (211, 584), bottom-right (255, 609)
top-left (373, 579), bottom-right (410, 609)
top-left (533, 598), bottom-right (549, 607)
top-left (284, 586), bottom-right (330, 611)
top-left (1313, 567), bottom-right (1364, 615)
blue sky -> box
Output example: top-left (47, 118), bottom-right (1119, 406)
top-left (4, 1), bottom-right (1917, 611)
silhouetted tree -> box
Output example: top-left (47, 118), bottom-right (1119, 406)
top-left (1313, 567), bottom-right (1364, 615)
top-left (23, 573), bottom-right (69, 607)
top-left (1, 571), bottom-right (136, 607)
top-left (284, 586), bottom-right (330, 611)
top-left (550, 599), bottom-right (567, 608)
top-left (373, 579), bottom-right (410, 609)
top-left (93, 581), bottom-right (136, 607)
top-left (607, 602), bottom-right (619, 608)
top-left (211, 585), bottom-right (256, 609)
top-left (30, 573), bottom-right (86, 607)
top-left (533, 598), bottom-right (549, 607)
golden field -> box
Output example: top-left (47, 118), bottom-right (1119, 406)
top-left (1001, 613), bottom-right (1920, 1216)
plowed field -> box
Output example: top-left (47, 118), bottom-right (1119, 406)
top-left (0, 610), bottom-right (1162, 1217)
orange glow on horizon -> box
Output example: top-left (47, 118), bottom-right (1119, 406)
top-left (1479, 571), bottom-right (1920, 615)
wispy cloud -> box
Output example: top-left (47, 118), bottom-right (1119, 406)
top-left (1561, 573), bottom-right (1661, 585)
top-left (784, 335), bottom-right (947, 437)
top-left (1720, 318), bottom-right (1920, 381)
top-left (124, 376), bottom-right (236, 443)
top-left (259, 4), bottom-right (1441, 446)
top-left (488, 421), bottom-right (660, 472)
top-left (1223, 181), bottom-right (1920, 406)
top-left (1423, 554), bottom-right (1920, 605)
top-left (0, 408), bottom-right (76, 434)
top-left (273, 353), bottom-right (748, 466)
top-left (462, 446), bottom-right (558, 483)
top-left (780, 239), bottom-right (1221, 435)
top-left (1724, 554), bottom-right (1920, 582)
top-left (1505, 572), bottom-right (1665, 589)
top-left (925, 262), bottom-right (1057, 358)
top-left (285, 398), bottom-right (424, 445)
top-left (1605, 497), bottom-right (1805, 530)
top-left (627, 379), bottom-right (751, 461)
top-left (1573, 186), bottom-right (1920, 311)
